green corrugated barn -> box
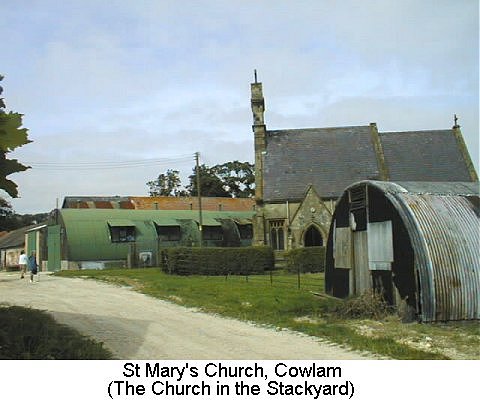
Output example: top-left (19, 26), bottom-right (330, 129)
top-left (48, 209), bottom-right (254, 270)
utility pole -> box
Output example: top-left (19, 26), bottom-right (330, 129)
top-left (195, 152), bottom-right (203, 247)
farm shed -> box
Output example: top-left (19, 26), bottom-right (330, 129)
top-left (0, 226), bottom-right (28, 270)
top-left (325, 181), bottom-right (479, 322)
top-left (0, 224), bottom-right (47, 270)
top-left (47, 208), bottom-right (254, 270)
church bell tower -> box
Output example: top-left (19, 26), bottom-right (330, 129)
top-left (251, 70), bottom-right (266, 203)
top-left (251, 70), bottom-right (267, 246)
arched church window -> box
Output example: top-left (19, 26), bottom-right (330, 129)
top-left (269, 220), bottom-right (285, 250)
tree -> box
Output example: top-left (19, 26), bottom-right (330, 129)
top-left (213, 161), bottom-right (255, 198)
top-left (0, 75), bottom-right (31, 198)
top-left (0, 197), bottom-right (14, 230)
top-left (146, 160), bottom-right (255, 198)
top-left (146, 169), bottom-right (187, 196)
top-left (0, 206), bottom-right (49, 231)
top-left (187, 164), bottom-right (230, 197)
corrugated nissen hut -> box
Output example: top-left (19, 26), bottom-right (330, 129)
top-left (47, 209), bottom-right (254, 270)
top-left (325, 181), bottom-right (479, 322)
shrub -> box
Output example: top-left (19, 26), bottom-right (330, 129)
top-left (285, 246), bottom-right (326, 273)
top-left (161, 246), bottom-right (274, 275)
top-left (335, 289), bottom-right (391, 319)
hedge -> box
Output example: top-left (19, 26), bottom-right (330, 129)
top-left (285, 246), bottom-right (326, 273)
top-left (160, 246), bottom-right (274, 275)
top-left (0, 306), bottom-right (112, 359)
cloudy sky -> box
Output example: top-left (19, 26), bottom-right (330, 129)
top-left (2, 0), bottom-right (478, 214)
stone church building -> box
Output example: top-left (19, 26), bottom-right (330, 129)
top-left (250, 76), bottom-right (478, 255)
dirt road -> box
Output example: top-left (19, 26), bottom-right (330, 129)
top-left (0, 272), bottom-right (376, 359)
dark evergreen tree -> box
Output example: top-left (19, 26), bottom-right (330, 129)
top-left (187, 164), bottom-right (230, 197)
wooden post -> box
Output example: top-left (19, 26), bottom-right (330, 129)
top-left (195, 152), bottom-right (203, 247)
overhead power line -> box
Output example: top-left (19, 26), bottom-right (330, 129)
top-left (24, 154), bottom-right (195, 170)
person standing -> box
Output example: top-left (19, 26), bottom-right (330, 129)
top-left (27, 251), bottom-right (38, 283)
top-left (18, 250), bottom-right (28, 279)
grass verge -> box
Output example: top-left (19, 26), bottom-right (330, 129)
top-left (55, 268), bottom-right (479, 360)
top-left (0, 305), bottom-right (113, 359)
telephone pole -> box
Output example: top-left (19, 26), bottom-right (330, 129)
top-left (195, 152), bottom-right (203, 247)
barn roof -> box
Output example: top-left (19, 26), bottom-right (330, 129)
top-left (57, 209), bottom-right (254, 261)
top-left (62, 196), bottom-right (255, 211)
top-left (59, 208), bottom-right (254, 223)
top-left (62, 196), bottom-right (134, 209)
top-left (130, 196), bottom-right (255, 211)
top-left (365, 181), bottom-right (479, 196)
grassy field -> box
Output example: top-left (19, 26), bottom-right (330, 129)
top-left (0, 305), bottom-right (113, 359)
top-left (55, 268), bottom-right (479, 360)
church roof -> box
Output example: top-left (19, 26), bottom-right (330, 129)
top-left (263, 125), bottom-right (475, 201)
top-left (264, 125), bottom-right (380, 201)
top-left (379, 129), bottom-right (472, 182)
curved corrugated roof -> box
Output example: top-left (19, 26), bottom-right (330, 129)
top-left (60, 209), bottom-right (254, 223)
top-left (58, 209), bottom-right (254, 261)
top-left (346, 181), bottom-right (479, 322)
top-left (360, 181), bottom-right (478, 196)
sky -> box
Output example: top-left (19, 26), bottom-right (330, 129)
top-left (1, 0), bottom-right (478, 214)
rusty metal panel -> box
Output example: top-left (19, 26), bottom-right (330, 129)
top-left (400, 193), bottom-right (480, 322)
top-left (326, 180), bottom-right (479, 321)
top-left (367, 221), bottom-right (393, 270)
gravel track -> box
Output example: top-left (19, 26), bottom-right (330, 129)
top-left (0, 272), bottom-right (377, 360)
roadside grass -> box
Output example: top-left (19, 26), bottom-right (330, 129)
top-left (55, 268), bottom-right (479, 360)
top-left (0, 305), bottom-right (113, 359)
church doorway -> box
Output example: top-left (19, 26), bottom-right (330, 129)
top-left (304, 225), bottom-right (323, 247)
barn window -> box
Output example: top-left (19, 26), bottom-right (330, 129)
top-left (235, 219), bottom-right (253, 240)
top-left (203, 226), bottom-right (223, 240)
top-left (269, 220), bottom-right (285, 250)
top-left (108, 220), bottom-right (136, 243)
top-left (237, 224), bottom-right (253, 240)
top-left (155, 225), bottom-right (181, 241)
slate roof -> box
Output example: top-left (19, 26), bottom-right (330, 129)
top-left (263, 126), bottom-right (475, 202)
top-left (379, 130), bottom-right (472, 182)
top-left (263, 126), bottom-right (380, 201)
top-left (0, 224), bottom-right (36, 249)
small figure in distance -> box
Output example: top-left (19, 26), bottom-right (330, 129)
top-left (18, 250), bottom-right (28, 279)
top-left (27, 251), bottom-right (38, 283)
